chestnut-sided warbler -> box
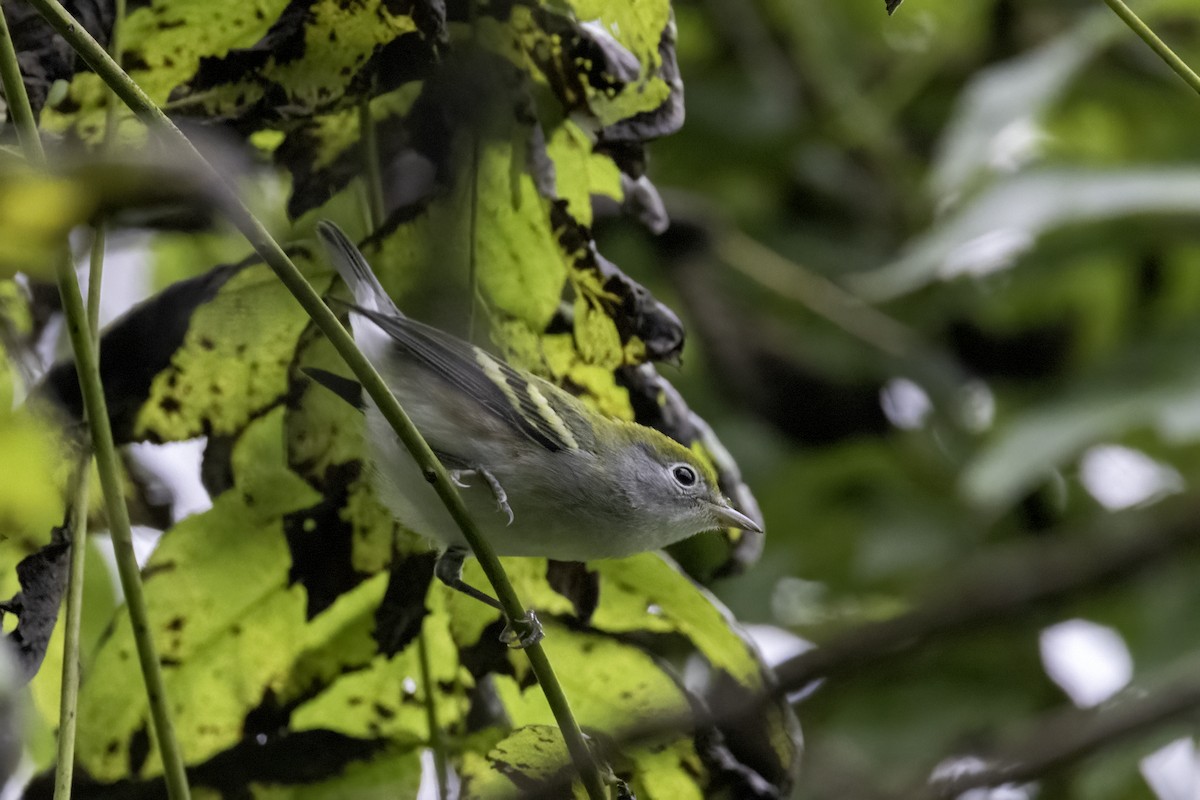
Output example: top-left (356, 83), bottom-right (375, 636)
top-left (313, 222), bottom-right (761, 645)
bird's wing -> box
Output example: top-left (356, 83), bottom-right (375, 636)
top-left (352, 305), bottom-right (592, 454)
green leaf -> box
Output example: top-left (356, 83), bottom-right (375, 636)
top-left (458, 724), bottom-right (585, 800)
top-left (134, 263), bottom-right (333, 442)
top-left (76, 409), bottom-right (320, 779)
top-left (853, 169), bottom-right (1200, 302)
top-left (930, 11), bottom-right (1122, 201)
top-left (962, 330), bottom-right (1200, 510)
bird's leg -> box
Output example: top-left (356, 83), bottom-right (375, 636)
top-left (434, 546), bottom-right (544, 648)
top-left (447, 467), bottom-right (514, 525)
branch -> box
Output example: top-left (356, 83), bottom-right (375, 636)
top-left (926, 667), bottom-right (1200, 798)
top-left (1104, 0), bottom-right (1200, 97)
top-left (777, 499), bottom-right (1200, 689)
top-left (612, 499), bottom-right (1200, 751)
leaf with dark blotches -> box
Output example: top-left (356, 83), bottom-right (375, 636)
top-left (555, 211), bottom-right (686, 364)
top-left (38, 263), bottom-right (239, 441)
top-left (227, 1), bottom-right (681, 218)
top-left (0, 523), bottom-right (70, 684)
top-left (40, 248), bottom-right (333, 446)
top-left (2, 0), bottom-right (113, 114)
top-left (513, 5), bottom-right (683, 140)
top-left (0, 158), bottom-right (222, 279)
top-left (167, 0), bottom-right (442, 127)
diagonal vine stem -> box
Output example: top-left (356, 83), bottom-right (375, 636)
top-left (19, 2), bottom-right (607, 796)
top-left (1103, 0), bottom-right (1200, 97)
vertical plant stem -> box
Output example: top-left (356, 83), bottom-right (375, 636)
top-left (358, 95), bottom-right (386, 231)
top-left (86, 0), bottom-right (125, 342)
top-left (359, 95), bottom-right (450, 800)
top-left (1103, 0), bottom-right (1200, 97)
top-left (465, 133), bottom-right (481, 341)
top-left (24, 2), bottom-right (607, 796)
top-left (0, 5), bottom-right (191, 799)
top-left (57, 4), bottom-right (126, 795)
top-left (416, 629), bottom-right (449, 799)
top-left (0, 5), bottom-right (38, 153)
top-left (54, 460), bottom-right (90, 800)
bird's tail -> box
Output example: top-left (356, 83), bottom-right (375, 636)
top-left (316, 221), bottom-right (401, 316)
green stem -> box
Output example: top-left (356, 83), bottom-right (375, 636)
top-left (0, 5), bottom-right (190, 799)
top-left (59, 4), bottom-right (125, 792)
top-left (87, 229), bottom-right (105, 343)
top-left (23, 1), bottom-right (606, 796)
top-left (416, 630), bottom-right (449, 799)
top-left (86, 0), bottom-right (126, 342)
top-left (0, 3), bottom-right (40, 160)
top-left (54, 460), bottom-right (90, 800)
top-left (1104, 0), bottom-right (1200, 97)
top-left (357, 96), bottom-right (386, 231)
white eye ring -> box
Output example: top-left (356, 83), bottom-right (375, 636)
top-left (671, 464), bottom-right (698, 487)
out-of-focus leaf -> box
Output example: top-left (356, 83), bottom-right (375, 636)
top-left (962, 330), bottom-right (1200, 511)
top-left (0, 159), bottom-right (223, 279)
top-left (853, 169), bottom-right (1200, 302)
top-left (0, 408), bottom-right (62, 538)
top-left (930, 11), bottom-right (1121, 202)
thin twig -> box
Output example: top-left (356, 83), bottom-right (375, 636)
top-left (714, 227), bottom-right (971, 423)
top-left (57, 4), bottom-right (125, 794)
top-left (0, 5), bottom-right (191, 798)
top-left (775, 504), bottom-right (1200, 690)
top-left (357, 95), bottom-right (385, 232)
top-left (0, 5), bottom-right (38, 155)
top-left (416, 630), bottom-right (449, 799)
top-left (925, 667), bottom-right (1200, 798)
top-left (22, 2), bottom-right (606, 796)
top-left (611, 499), bottom-right (1200, 751)
top-left (1104, 0), bottom-right (1200, 97)
top-left (86, 0), bottom-right (124, 343)
top-left (715, 229), bottom-right (917, 359)
top-left (53, 460), bottom-right (90, 800)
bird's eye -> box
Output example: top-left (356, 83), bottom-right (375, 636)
top-left (672, 464), bottom-right (698, 487)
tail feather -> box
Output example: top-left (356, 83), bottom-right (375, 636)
top-left (316, 221), bottom-right (400, 315)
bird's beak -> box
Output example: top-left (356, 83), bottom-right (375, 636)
top-left (710, 501), bottom-right (763, 533)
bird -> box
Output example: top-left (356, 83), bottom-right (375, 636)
top-left (311, 221), bottom-right (762, 646)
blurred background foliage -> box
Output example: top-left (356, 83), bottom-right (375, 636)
top-left (603, 0), bottom-right (1200, 797)
top-left (6, 0), bottom-right (1200, 797)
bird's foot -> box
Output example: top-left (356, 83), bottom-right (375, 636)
top-left (448, 467), bottom-right (513, 525)
top-left (499, 609), bottom-right (544, 649)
